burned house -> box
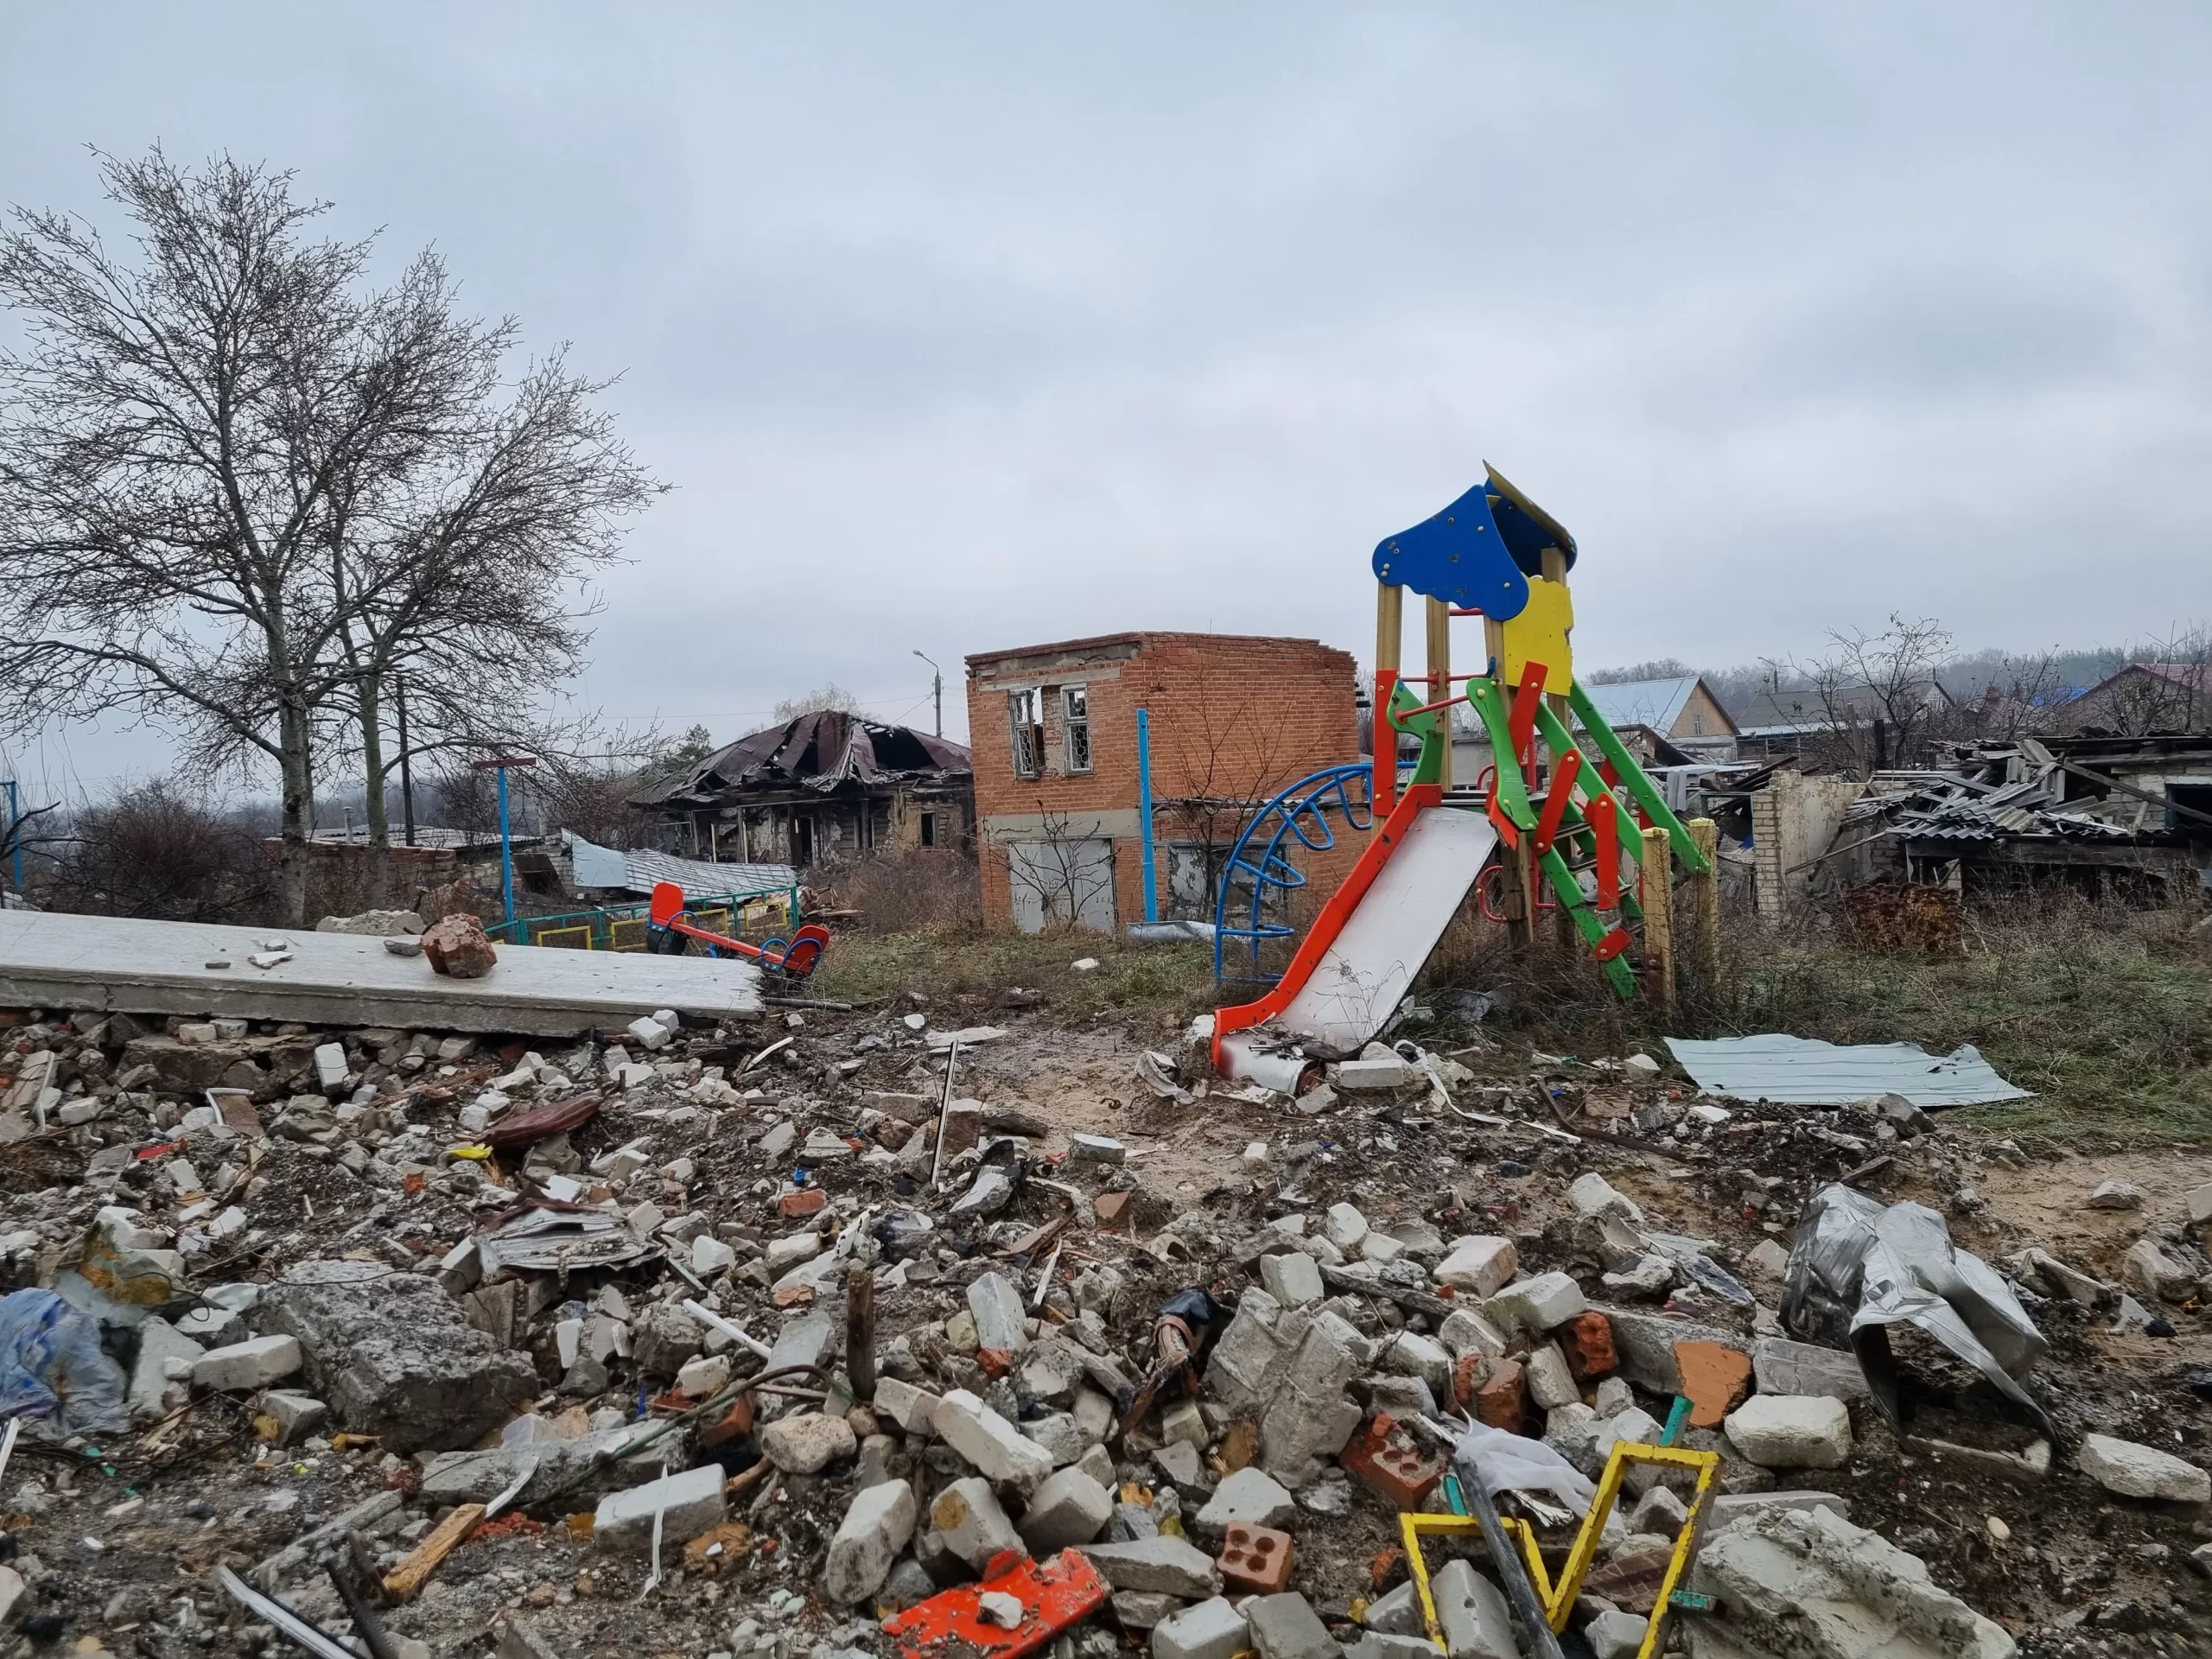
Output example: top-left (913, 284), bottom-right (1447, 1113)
top-left (627, 712), bottom-right (973, 869)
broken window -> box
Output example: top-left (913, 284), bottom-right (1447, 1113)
top-left (1008, 689), bottom-right (1044, 779)
top-left (1062, 685), bottom-right (1091, 775)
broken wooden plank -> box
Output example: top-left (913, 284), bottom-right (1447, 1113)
top-left (382, 1503), bottom-right (485, 1599)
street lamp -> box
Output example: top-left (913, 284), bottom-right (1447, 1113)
top-left (912, 650), bottom-right (943, 738)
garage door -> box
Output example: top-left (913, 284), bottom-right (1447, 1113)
top-left (1007, 838), bottom-right (1117, 934)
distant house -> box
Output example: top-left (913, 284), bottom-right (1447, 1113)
top-left (2063, 664), bottom-right (2212, 736)
top-left (627, 712), bottom-right (973, 868)
top-left (1577, 676), bottom-right (1740, 761)
top-left (965, 632), bottom-right (1360, 933)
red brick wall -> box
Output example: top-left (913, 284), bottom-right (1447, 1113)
top-left (966, 633), bottom-right (1363, 930)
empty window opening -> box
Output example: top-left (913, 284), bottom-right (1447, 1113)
top-left (919, 811), bottom-right (938, 848)
top-left (1062, 686), bottom-right (1092, 774)
top-left (1008, 689), bottom-right (1044, 778)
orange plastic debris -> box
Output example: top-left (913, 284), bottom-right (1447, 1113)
top-left (881, 1548), bottom-right (1110, 1659)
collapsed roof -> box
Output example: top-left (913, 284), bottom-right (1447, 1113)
top-left (629, 711), bottom-right (971, 809)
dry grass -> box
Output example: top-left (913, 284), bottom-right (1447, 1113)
top-left (817, 849), bottom-right (982, 933)
top-left (1422, 890), bottom-right (2212, 1147)
top-left (813, 926), bottom-right (1217, 1036)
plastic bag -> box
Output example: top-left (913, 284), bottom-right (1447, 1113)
top-left (0, 1287), bottom-right (130, 1437)
top-left (1783, 1184), bottom-right (2050, 1437)
top-left (1453, 1418), bottom-right (1596, 1513)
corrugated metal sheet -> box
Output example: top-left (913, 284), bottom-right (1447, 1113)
top-left (563, 832), bottom-right (794, 902)
top-left (1664, 1033), bottom-right (2029, 1108)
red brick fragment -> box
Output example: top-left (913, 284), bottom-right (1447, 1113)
top-left (1674, 1339), bottom-right (1753, 1428)
top-left (1217, 1523), bottom-right (1294, 1594)
top-left (779, 1188), bottom-right (826, 1218)
top-left (1558, 1312), bottom-right (1618, 1381)
top-left (1473, 1358), bottom-right (1527, 1430)
top-left (1341, 1414), bottom-right (1444, 1511)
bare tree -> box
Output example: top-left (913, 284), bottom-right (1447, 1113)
top-left (1787, 614), bottom-right (1954, 775)
top-left (0, 149), bottom-right (658, 923)
top-left (999, 806), bottom-right (1118, 935)
top-left (1584, 657), bottom-right (1695, 685)
top-left (772, 683), bottom-right (861, 721)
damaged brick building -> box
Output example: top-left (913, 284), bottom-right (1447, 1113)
top-left (628, 711), bottom-right (973, 869)
top-left (964, 632), bottom-right (1362, 932)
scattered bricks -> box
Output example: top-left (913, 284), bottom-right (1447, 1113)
top-left (1194, 1466), bottom-right (1297, 1535)
top-left (1594, 1304), bottom-right (1745, 1394)
top-left (1095, 1192), bottom-right (1134, 1226)
top-left (1524, 1344), bottom-right (1579, 1411)
top-left (2076, 1433), bottom-right (2212, 1503)
top-left (1451, 1351), bottom-right (1484, 1412)
top-left (1387, 1331), bottom-right (1452, 1399)
top-left (626, 1015), bottom-right (672, 1051)
top-left (1435, 1236), bottom-right (1517, 1299)
top-left (421, 912), bottom-right (497, 978)
top-left (1244, 1592), bottom-right (1343, 1659)
top-left (1750, 1334), bottom-right (1868, 1402)
top-left (1114, 1593), bottom-right (1179, 1631)
top-left (1586, 1609), bottom-right (1649, 1659)
top-left (1260, 1252), bottom-right (1325, 1306)
top-left (1151, 1596), bottom-right (1249, 1659)
top-left (1568, 1173), bottom-right (1643, 1224)
top-left (932, 1475), bottom-right (1025, 1566)
top-left (824, 1479), bottom-right (918, 1604)
top-left (1217, 1523), bottom-right (1294, 1596)
top-left (874, 1376), bottom-right (941, 1434)
top-left (760, 1411), bottom-right (857, 1473)
top-left (593, 1463), bottom-right (727, 1551)
top-left (1068, 1134), bottom-right (1126, 1165)
top-left (932, 1389), bottom-right (1055, 1494)
top-left (1340, 1415), bottom-right (1443, 1510)
top-left (1486, 1271), bottom-right (1586, 1333)
top-left (1429, 1557), bottom-right (1517, 1659)
top-left (779, 1188), bottom-right (826, 1219)
top-left (1675, 1339), bottom-right (1755, 1428)
top-left (1558, 1312), bottom-right (1617, 1381)
top-left (1335, 1057), bottom-right (1412, 1092)
top-left (1019, 1466), bottom-right (1114, 1552)
top-left (260, 1389), bottom-right (327, 1444)
top-left (1438, 1306), bottom-right (1508, 1359)
top-left (1473, 1359), bottom-right (1526, 1429)
top-left (1078, 1536), bottom-right (1224, 1599)
top-left (1724, 1395), bottom-right (1853, 1470)
top-left (968, 1271), bottom-right (1032, 1357)
top-left (191, 1334), bottom-right (301, 1392)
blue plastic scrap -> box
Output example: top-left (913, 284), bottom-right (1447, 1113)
top-left (0, 1287), bottom-right (129, 1436)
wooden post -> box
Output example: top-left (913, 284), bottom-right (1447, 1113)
top-left (1541, 547), bottom-right (1576, 950)
top-left (1375, 581), bottom-right (1403, 823)
top-left (1686, 817), bottom-right (1720, 991)
top-left (1642, 824), bottom-right (1675, 1016)
top-left (1484, 614), bottom-right (1534, 949)
top-left (1425, 595), bottom-right (1453, 790)
top-left (846, 1263), bottom-right (876, 1403)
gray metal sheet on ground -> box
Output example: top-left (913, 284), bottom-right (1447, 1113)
top-left (1663, 1033), bottom-right (2028, 1108)
top-left (0, 908), bottom-right (761, 1037)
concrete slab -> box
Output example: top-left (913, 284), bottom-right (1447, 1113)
top-left (0, 908), bottom-right (762, 1038)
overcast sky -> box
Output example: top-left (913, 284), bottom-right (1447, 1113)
top-left (5, 4), bottom-right (2211, 799)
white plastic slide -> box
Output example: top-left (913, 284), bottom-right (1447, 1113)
top-left (1217, 804), bottom-right (1498, 1083)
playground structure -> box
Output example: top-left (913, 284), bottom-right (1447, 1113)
top-left (645, 880), bottom-right (831, 977)
top-left (1212, 465), bottom-right (1719, 1082)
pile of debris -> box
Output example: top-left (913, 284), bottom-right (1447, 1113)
top-left (1, 984), bottom-right (2209, 1659)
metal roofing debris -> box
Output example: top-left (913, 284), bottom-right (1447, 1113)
top-left (1664, 1033), bottom-right (2030, 1108)
top-left (629, 710), bottom-right (971, 809)
top-left (561, 832), bottom-right (795, 902)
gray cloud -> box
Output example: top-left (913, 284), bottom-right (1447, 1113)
top-left (4, 3), bottom-right (2212, 801)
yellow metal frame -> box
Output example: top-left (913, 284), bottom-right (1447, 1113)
top-left (531, 924), bottom-right (594, 950)
top-left (608, 918), bottom-right (651, 952)
top-left (1400, 1440), bottom-right (1718, 1659)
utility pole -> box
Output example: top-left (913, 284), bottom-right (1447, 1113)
top-left (912, 650), bottom-right (943, 737)
top-left (2, 779), bottom-right (20, 896)
top-left (396, 677), bottom-right (416, 848)
top-left (471, 755), bottom-right (537, 938)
